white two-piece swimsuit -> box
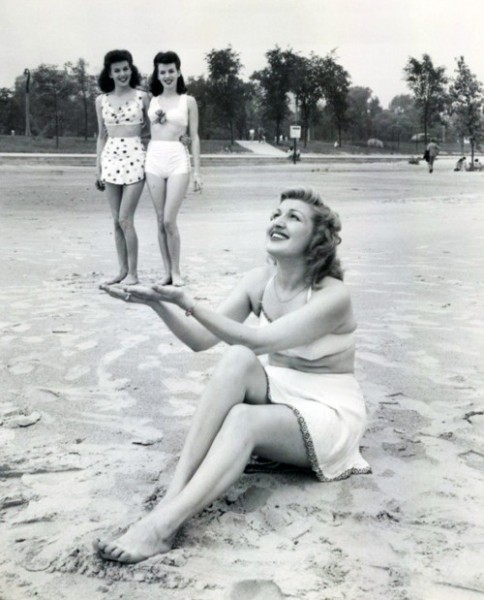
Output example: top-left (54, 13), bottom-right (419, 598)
top-left (145, 94), bottom-right (191, 178)
top-left (259, 278), bottom-right (371, 482)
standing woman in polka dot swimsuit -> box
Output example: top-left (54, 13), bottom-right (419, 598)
top-left (145, 51), bottom-right (202, 287)
top-left (95, 49), bottom-right (150, 285)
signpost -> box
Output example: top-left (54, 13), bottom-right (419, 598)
top-left (289, 125), bottom-right (301, 164)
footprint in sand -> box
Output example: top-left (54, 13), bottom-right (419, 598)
top-left (23, 336), bottom-right (43, 345)
top-left (229, 579), bottom-right (285, 600)
top-left (8, 363), bottom-right (34, 375)
top-left (11, 323), bottom-right (31, 333)
top-left (228, 485), bottom-right (273, 513)
top-left (459, 449), bottom-right (484, 471)
top-left (76, 340), bottom-right (98, 351)
top-left (64, 365), bottom-right (90, 381)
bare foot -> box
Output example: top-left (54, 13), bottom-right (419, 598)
top-left (171, 275), bottom-right (184, 287)
top-left (124, 274), bottom-right (140, 286)
top-left (93, 512), bottom-right (176, 564)
top-left (103, 272), bottom-right (128, 286)
top-left (158, 275), bottom-right (173, 286)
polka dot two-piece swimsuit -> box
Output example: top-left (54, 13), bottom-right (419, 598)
top-left (101, 92), bottom-right (146, 185)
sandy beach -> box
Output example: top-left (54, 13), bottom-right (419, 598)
top-left (1, 159), bottom-right (483, 600)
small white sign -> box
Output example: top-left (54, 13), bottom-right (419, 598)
top-left (290, 125), bottom-right (301, 139)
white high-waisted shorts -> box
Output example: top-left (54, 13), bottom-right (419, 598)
top-left (145, 140), bottom-right (191, 178)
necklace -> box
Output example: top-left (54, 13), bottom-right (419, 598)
top-left (272, 276), bottom-right (308, 304)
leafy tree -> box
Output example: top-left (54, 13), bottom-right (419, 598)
top-left (186, 75), bottom-right (212, 139)
top-left (321, 56), bottom-right (351, 146)
top-left (346, 86), bottom-right (381, 141)
top-left (251, 47), bottom-right (295, 143)
top-left (289, 52), bottom-right (351, 146)
top-left (288, 53), bottom-right (325, 146)
top-left (0, 87), bottom-right (23, 134)
top-left (31, 64), bottom-right (76, 144)
top-left (205, 47), bottom-right (245, 144)
top-left (234, 81), bottom-right (258, 140)
top-left (447, 56), bottom-right (483, 165)
top-left (66, 58), bottom-right (97, 139)
top-left (404, 54), bottom-right (447, 143)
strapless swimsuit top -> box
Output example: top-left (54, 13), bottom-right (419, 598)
top-left (102, 91), bottom-right (144, 126)
top-left (148, 94), bottom-right (188, 137)
top-left (260, 281), bottom-right (355, 361)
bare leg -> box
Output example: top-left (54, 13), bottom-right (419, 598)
top-left (94, 403), bottom-right (309, 563)
top-left (164, 346), bottom-right (269, 502)
top-left (103, 183), bottom-right (128, 285)
top-left (118, 180), bottom-right (144, 285)
top-left (145, 173), bottom-right (171, 284)
top-left (163, 174), bottom-right (189, 286)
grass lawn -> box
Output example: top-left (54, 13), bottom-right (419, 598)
top-left (0, 135), bottom-right (251, 154)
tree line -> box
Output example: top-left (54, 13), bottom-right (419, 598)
top-left (0, 48), bottom-right (482, 156)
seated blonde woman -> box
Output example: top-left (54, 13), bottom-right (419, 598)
top-left (95, 186), bottom-right (371, 563)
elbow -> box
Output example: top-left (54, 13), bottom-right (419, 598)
top-left (190, 343), bottom-right (205, 353)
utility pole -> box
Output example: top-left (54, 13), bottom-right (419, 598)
top-left (24, 68), bottom-right (31, 137)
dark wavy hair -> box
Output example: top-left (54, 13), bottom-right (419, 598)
top-left (149, 51), bottom-right (187, 96)
top-left (279, 187), bottom-right (344, 285)
top-left (98, 50), bottom-right (141, 93)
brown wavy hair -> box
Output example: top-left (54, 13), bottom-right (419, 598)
top-left (98, 50), bottom-right (141, 93)
top-left (279, 187), bottom-right (344, 285)
top-left (149, 51), bottom-right (187, 96)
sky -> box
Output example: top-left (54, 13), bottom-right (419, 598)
top-left (1, 0), bottom-right (484, 108)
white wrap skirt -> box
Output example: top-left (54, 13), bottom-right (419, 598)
top-left (263, 363), bottom-right (371, 482)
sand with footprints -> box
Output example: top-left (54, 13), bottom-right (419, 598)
top-left (1, 159), bottom-right (483, 599)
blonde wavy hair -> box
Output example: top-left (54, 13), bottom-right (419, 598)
top-left (279, 187), bottom-right (343, 286)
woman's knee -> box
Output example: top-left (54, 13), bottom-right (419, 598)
top-left (119, 217), bottom-right (135, 233)
top-left (215, 345), bottom-right (259, 378)
top-left (163, 217), bottom-right (178, 236)
top-left (221, 404), bottom-right (256, 444)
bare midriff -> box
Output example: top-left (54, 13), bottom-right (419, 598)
top-left (106, 124), bottom-right (143, 138)
top-left (268, 346), bottom-right (355, 374)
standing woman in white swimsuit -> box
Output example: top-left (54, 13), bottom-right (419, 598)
top-left (95, 49), bottom-right (149, 285)
top-left (145, 51), bottom-right (202, 287)
top-left (96, 187), bottom-right (371, 564)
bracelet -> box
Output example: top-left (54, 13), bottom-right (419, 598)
top-left (185, 303), bottom-right (196, 317)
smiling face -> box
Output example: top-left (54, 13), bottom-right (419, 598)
top-left (266, 199), bottom-right (315, 258)
top-left (109, 60), bottom-right (132, 88)
top-left (157, 62), bottom-right (180, 90)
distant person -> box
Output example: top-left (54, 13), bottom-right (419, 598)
top-left (95, 187), bottom-right (371, 563)
top-left (425, 139), bottom-right (440, 174)
top-left (95, 49), bottom-right (150, 285)
top-left (249, 128), bottom-right (255, 141)
top-left (454, 156), bottom-right (466, 172)
top-left (473, 158), bottom-right (483, 171)
top-left (145, 51), bottom-right (202, 287)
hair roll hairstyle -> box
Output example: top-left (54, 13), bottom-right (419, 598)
top-left (98, 49), bottom-right (141, 93)
top-left (150, 51), bottom-right (187, 96)
top-left (280, 187), bottom-right (344, 285)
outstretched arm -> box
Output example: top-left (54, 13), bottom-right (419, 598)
top-left (153, 279), bottom-right (353, 355)
top-left (100, 268), bottom-right (266, 351)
